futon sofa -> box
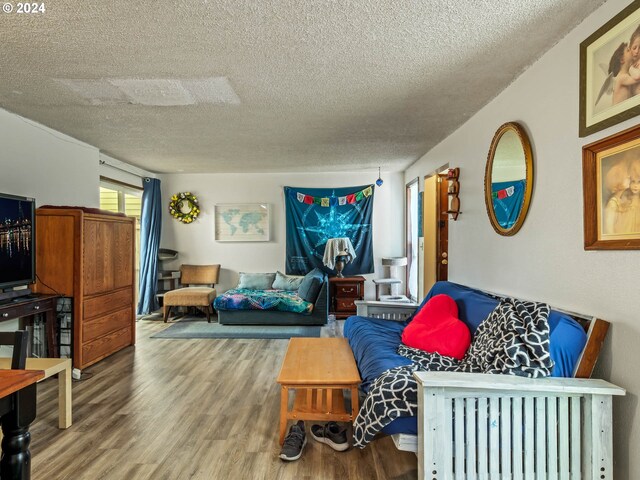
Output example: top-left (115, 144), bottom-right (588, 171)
top-left (344, 281), bottom-right (624, 479)
top-left (214, 270), bottom-right (328, 326)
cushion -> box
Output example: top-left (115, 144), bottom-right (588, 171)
top-left (547, 310), bottom-right (587, 378)
top-left (401, 294), bottom-right (471, 360)
top-left (272, 271), bottom-right (304, 291)
top-left (164, 287), bottom-right (217, 306)
top-left (298, 268), bottom-right (324, 303)
top-left (237, 272), bottom-right (276, 290)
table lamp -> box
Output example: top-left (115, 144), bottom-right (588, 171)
top-left (323, 238), bottom-right (356, 278)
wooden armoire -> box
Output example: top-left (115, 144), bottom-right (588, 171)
top-left (34, 207), bottom-right (136, 370)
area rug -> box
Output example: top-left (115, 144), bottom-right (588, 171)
top-left (150, 317), bottom-right (322, 339)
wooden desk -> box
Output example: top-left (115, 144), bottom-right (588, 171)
top-left (0, 369), bottom-right (44, 480)
top-left (0, 295), bottom-right (58, 358)
top-left (276, 338), bottom-right (361, 444)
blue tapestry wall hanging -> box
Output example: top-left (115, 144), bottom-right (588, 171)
top-left (285, 185), bottom-right (375, 276)
top-left (491, 179), bottom-right (525, 229)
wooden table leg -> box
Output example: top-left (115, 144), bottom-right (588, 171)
top-left (58, 362), bottom-right (72, 429)
top-left (279, 386), bottom-right (289, 445)
top-left (44, 307), bottom-right (58, 358)
top-left (1, 383), bottom-right (37, 480)
top-left (351, 385), bottom-right (359, 419)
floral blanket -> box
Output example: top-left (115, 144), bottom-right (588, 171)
top-left (213, 289), bottom-right (313, 314)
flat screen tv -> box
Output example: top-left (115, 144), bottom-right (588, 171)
top-left (0, 193), bottom-right (35, 291)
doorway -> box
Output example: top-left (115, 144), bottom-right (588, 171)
top-left (422, 167), bottom-right (449, 296)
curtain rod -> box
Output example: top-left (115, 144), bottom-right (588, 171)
top-left (99, 160), bottom-right (151, 182)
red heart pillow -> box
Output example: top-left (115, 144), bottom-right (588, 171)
top-left (401, 294), bottom-right (471, 360)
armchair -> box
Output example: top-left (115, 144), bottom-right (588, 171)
top-left (163, 264), bottom-right (220, 323)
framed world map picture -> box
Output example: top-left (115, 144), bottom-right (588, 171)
top-left (214, 203), bottom-right (270, 242)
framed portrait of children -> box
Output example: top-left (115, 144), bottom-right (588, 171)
top-left (580, 0), bottom-right (640, 137)
top-left (583, 124), bottom-right (640, 250)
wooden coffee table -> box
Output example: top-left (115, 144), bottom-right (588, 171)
top-left (276, 337), bottom-right (361, 445)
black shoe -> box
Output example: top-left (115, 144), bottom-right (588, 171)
top-left (310, 422), bottom-right (349, 451)
top-left (279, 421), bottom-right (307, 461)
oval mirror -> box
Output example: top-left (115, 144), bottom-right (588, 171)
top-left (484, 122), bottom-right (533, 236)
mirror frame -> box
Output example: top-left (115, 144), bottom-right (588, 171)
top-left (484, 122), bottom-right (534, 236)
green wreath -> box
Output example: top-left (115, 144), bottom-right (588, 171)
top-left (169, 192), bottom-right (200, 224)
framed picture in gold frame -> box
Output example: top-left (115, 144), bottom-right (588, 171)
top-left (580, 0), bottom-right (640, 137)
top-left (583, 124), bottom-right (640, 249)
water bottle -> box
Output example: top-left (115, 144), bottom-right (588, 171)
top-left (327, 314), bottom-right (337, 337)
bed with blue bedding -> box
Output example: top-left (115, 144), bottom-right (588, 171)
top-left (343, 281), bottom-right (588, 437)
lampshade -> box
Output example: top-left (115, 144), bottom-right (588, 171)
top-left (323, 237), bottom-right (356, 270)
top-left (382, 257), bottom-right (407, 267)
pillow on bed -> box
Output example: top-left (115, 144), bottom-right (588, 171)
top-left (298, 268), bottom-right (324, 303)
top-left (237, 272), bottom-right (276, 290)
top-left (272, 271), bottom-right (304, 291)
top-left (401, 294), bottom-right (471, 360)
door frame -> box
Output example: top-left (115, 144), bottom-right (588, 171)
top-left (405, 178), bottom-right (419, 301)
top-left (436, 169), bottom-right (450, 282)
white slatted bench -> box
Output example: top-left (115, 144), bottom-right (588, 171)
top-left (415, 371), bottom-right (624, 480)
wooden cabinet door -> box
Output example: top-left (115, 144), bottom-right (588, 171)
top-left (112, 220), bottom-right (134, 290)
top-left (83, 220), bottom-right (115, 295)
top-left (35, 214), bottom-right (76, 296)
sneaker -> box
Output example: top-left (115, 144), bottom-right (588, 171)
top-left (279, 421), bottom-right (307, 461)
top-left (310, 422), bottom-right (349, 452)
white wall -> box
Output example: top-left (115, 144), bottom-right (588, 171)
top-left (406, 1), bottom-right (639, 477)
top-left (0, 108), bottom-right (102, 341)
top-left (159, 172), bottom-right (405, 298)
top-left (0, 108), bottom-right (100, 206)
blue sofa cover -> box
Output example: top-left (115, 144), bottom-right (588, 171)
top-left (343, 281), bottom-right (587, 436)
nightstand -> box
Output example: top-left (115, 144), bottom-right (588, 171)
top-left (329, 276), bottom-right (365, 319)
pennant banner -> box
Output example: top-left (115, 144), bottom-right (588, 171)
top-left (288, 185), bottom-right (375, 208)
top-left (284, 185), bottom-right (375, 275)
top-left (491, 180), bottom-right (525, 229)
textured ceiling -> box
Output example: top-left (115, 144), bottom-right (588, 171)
top-left (0, 0), bottom-right (604, 174)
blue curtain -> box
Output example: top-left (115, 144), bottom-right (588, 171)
top-left (284, 185), bottom-right (374, 275)
top-left (137, 178), bottom-right (162, 315)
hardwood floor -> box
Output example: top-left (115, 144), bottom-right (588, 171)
top-left (29, 319), bottom-right (418, 479)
